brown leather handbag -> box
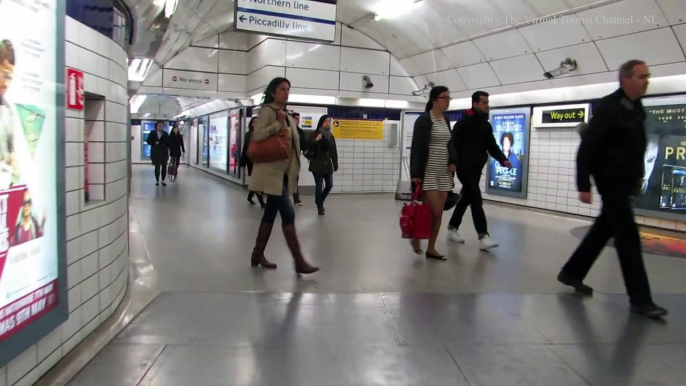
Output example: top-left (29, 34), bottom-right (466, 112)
top-left (247, 107), bottom-right (292, 163)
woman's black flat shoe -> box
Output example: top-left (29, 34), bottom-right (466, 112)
top-left (425, 252), bottom-right (446, 260)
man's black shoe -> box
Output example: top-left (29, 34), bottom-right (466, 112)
top-left (557, 271), bottom-right (593, 295)
top-left (631, 303), bottom-right (668, 318)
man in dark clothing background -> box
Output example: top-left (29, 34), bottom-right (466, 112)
top-left (291, 112), bottom-right (306, 206)
top-left (448, 91), bottom-right (511, 251)
top-left (558, 59), bottom-right (667, 318)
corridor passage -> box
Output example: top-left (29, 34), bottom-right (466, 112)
top-left (65, 165), bottom-right (686, 386)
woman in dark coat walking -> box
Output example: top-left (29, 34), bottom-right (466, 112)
top-left (167, 125), bottom-right (185, 168)
top-left (308, 115), bottom-right (338, 215)
top-left (240, 117), bottom-right (265, 207)
top-left (146, 121), bottom-right (170, 186)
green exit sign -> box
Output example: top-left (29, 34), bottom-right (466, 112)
top-left (541, 108), bottom-right (586, 124)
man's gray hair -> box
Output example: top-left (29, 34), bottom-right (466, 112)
top-left (618, 59), bottom-right (646, 81)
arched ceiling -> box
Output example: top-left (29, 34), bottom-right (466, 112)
top-left (141, 0), bottom-right (643, 66)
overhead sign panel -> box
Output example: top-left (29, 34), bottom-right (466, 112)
top-left (235, 0), bottom-right (337, 42)
top-left (532, 103), bottom-right (590, 128)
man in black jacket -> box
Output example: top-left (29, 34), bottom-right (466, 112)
top-left (557, 60), bottom-right (666, 318)
top-left (291, 112), bottom-right (307, 206)
top-left (447, 91), bottom-right (511, 250)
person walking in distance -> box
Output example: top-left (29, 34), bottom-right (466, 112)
top-left (557, 60), bottom-right (667, 318)
top-left (308, 115), bottom-right (338, 216)
top-left (447, 91), bottom-right (511, 250)
top-left (291, 112), bottom-right (306, 206)
top-left (240, 117), bottom-right (265, 207)
top-left (146, 121), bottom-right (170, 186)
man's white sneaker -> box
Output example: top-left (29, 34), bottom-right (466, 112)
top-left (479, 235), bottom-right (499, 251)
top-left (448, 230), bottom-right (465, 243)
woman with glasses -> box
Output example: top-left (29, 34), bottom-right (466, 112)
top-left (409, 86), bottom-right (457, 260)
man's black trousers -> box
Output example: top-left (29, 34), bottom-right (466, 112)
top-left (561, 186), bottom-right (653, 305)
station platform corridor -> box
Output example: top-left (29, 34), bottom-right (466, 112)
top-left (64, 165), bottom-right (686, 386)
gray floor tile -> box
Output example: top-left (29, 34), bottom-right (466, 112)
top-left (66, 343), bottom-right (164, 386)
top-left (139, 344), bottom-right (468, 386)
top-left (65, 166), bottom-right (686, 385)
top-left (446, 344), bottom-right (590, 386)
top-left (550, 344), bottom-right (686, 385)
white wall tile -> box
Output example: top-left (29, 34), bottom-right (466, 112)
top-left (7, 346), bottom-right (36, 385)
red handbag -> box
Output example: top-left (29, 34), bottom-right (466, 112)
top-left (400, 184), bottom-right (432, 239)
top-left (247, 106), bottom-right (292, 163)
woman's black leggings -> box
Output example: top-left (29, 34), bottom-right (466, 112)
top-left (154, 163), bottom-right (167, 181)
top-left (261, 176), bottom-right (295, 226)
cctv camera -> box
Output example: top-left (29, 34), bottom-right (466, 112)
top-left (362, 75), bottom-right (374, 89)
top-left (543, 58), bottom-right (577, 79)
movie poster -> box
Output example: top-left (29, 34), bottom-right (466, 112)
top-left (486, 108), bottom-right (530, 198)
top-left (634, 98), bottom-right (686, 217)
top-left (0, 0), bottom-right (61, 344)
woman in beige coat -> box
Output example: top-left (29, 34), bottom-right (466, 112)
top-left (249, 77), bottom-right (319, 275)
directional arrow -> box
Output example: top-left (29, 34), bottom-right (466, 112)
top-left (239, 15), bottom-right (247, 23)
top-left (578, 111), bottom-right (584, 118)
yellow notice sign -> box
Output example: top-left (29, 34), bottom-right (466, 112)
top-left (331, 119), bottom-right (384, 140)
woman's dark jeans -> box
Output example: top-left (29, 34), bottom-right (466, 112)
top-left (262, 176), bottom-right (295, 226)
top-left (312, 172), bottom-right (333, 209)
top-left (154, 163), bottom-right (167, 181)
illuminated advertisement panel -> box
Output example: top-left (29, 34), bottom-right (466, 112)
top-left (635, 95), bottom-right (686, 221)
top-left (0, 0), bottom-right (68, 367)
top-left (485, 107), bottom-right (531, 199)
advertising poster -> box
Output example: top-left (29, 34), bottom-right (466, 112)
top-left (486, 108), bottom-right (531, 198)
top-left (140, 121), bottom-right (168, 159)
top-left (332, 119), bottom-right (384, 140)
top-left (634, 96), bottom-right (686, 220)
top-left (201, 119), bottom-right (209, 167)
top-left (0, 0), bottom-right (66, 356)
top-left (229, 109), bottom-right (240, 177)
top-left (209, 113), bottom-right (228, 172)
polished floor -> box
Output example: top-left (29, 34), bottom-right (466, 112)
top-left (64, 165), bottom-right (686, 386)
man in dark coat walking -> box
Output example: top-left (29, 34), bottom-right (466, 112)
top-left (146, 121), bottom-right (170, 186)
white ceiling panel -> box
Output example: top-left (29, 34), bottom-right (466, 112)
top-left (489, 55), bottom-right (546, 84)
top-left (143, 65), bottom-right (163, 87)
top-left (440, 41), bottom-right (486, 67)
top-left (488, 0), bottom-right (541, 24)
top-left (287, 68), bottom-right (340, 91)
top-left (399, 50), bottom-right (452, 76)
top-left (576, 0), bottom-right (668, 40)
top-left (472, 30), bottom-right (533, 61)
top-left (673, 24), bottom-right (686, 52)
top-left (193, 35), bottom-right (219, 48)
top-left (339, 72), bottom-right (389, 93)
top-left (340, 47), bottom-right (390, 75)
top-left (218, 50), bottom-right (248, 74)
top-left (390, 57), bottom-right (411, 77)
top-left (595, 27), bottom-right (685, 70)
top-left (535, 42), bottom-right (608, 76)
top-left (165, 47), bottom-right (219, 73)
top-left (518, 15), bottom-right (593, 52)
top-left (526, 0), bottom-right (570, 16)
top-left (389, 76), bottom-right (419, 95)
top-left (656, 0), bottom-right (686, 25)
top-left (424, 69), bottom-right (467, 92)
top-left (456, 63), bottom-right (501, 89)
top-left (219, 32), bottom-right (250, 51)
top-left (354, 23), bottom-right (427, 59)
top-left (341, 26), bottom-right (385, 50)
top-left (285, 42), bottom-right (340, 71)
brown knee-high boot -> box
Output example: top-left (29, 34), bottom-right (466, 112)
top-left (251, 222), bottom-right (277, 269)
top-left (282, 224), bottom-right (319, 275)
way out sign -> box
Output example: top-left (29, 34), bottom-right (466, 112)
top-left (66, 68), bottom-right (84, 110)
